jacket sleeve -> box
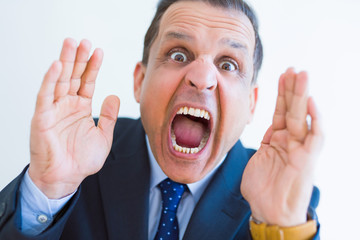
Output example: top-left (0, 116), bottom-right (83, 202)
top-left (309, 186), bottom-right (320, 240)
top-left (0, 166), bottom-right (81, 240)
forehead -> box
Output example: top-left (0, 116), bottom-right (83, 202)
top-left (158, 1), bottom-right (256, 54)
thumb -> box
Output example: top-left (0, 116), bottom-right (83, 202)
top-left (98, 95), bottom-right (120, 144)
top-left (261, 125), bottom-right (273, 145)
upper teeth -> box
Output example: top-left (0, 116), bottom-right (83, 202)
top-left (177, 107), bottom-right (210, 120)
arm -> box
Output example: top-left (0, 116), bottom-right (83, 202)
top-left (0, 167), bottom-right (81, 240)
top-left (20, 170), bottom-right (75, 235)
top-left (249, 186), bottom-right (320, 240)
top-left (0, 38), bottom-right (120, 238)
top-left (28, 38), bottom-right (120, 199)
top-left (241, 68), bottom-right (323, 238)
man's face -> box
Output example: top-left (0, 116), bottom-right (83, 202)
top-left (134, 1), bottom-right (257, 183)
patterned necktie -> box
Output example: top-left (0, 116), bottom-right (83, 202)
top-left (154, 178), bottom-right (187, 240)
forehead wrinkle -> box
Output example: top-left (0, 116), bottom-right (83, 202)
top-left (161, 19), bottom-right (253, 55)
top-left (162, 6), bottom-right (255, 51)
top-left (168, 12), bottom-right (252, 35)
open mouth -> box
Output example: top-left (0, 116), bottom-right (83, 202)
top-left (170, 106), bottom-right (211, 154)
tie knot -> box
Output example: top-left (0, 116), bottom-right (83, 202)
top-left (159, 178), bottom-right (187, 213)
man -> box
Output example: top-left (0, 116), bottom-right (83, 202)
top-left (0, 0), bottom-right (322, 239)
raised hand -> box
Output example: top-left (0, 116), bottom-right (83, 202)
top-left (241, 68), bottom-right (323, 226)
top-left (28, 39), bottom-right (120, 199)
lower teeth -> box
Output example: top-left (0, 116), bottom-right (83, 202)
top-left (171, 129), bottom-right (209, 154)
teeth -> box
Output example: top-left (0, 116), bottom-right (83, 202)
top-left (176, 106), bottom-right (210, 120)
top-left (172, 107), bottom-right (211, 154)
top-left (171, 128), bottom-right (209, 154)
top-left (177, 108), bottom-right (183, 114)
top-left (205, 111), bottom-right (210, 120)
top-left (188, 107), bottom-right (194, 116)
top-left (174, 144), bottom-right (200, 154)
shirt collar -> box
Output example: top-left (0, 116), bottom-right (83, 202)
top-left (146, 135), bottom-right (226, 204)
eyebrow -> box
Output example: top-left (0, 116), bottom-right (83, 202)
top-left (220, 38), bottom-right (248, 52)
top-left (164, 31), bottom-right (194, 41)
top-left (164, 31), bottom-right (249, 53)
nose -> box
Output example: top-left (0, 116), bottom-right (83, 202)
top-left (185, 58), bottom-right (217, 91)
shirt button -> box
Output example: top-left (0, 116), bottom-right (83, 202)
top-left (37, 214), bottom-right (48, 224)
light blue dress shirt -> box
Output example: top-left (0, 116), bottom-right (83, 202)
top-left (19, 170), bottom-right (75, 235)
top-left (146, 136), bottom-right (225, 239)
top-left (19, 136), bottom-right (226, 239)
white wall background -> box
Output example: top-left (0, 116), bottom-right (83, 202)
top-left (0, 0), bottom-right (359, 239)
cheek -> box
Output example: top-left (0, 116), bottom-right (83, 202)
top-left (226, 96), bottom-right (249, 129)
top-left (140, 68), bottom-right (183, 126)
top-left (219, 82), bottom-right (251, 137)
top-left (143, 68), bottom-right (182, 105)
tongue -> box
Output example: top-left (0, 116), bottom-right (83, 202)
top-left (172, 115), bottom-right (207, 148)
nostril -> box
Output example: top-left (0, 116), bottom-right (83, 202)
top-left (189, 80), bottom-right (216, 90)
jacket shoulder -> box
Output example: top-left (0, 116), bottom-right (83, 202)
top-left (0, 169), bottom-right (24, 230)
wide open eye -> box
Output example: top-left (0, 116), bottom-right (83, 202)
top-left (170, 52), bottom-right (187, 63)
top-left (219, 60), bottom-right (236, 71)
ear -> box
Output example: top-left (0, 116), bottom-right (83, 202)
top-left (247, 84), bottom-right (258, 124)
top-left (133, 62), bottom-right (146, 103)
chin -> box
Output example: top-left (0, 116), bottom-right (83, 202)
top-left (160, 157), bottom-right (209, 184)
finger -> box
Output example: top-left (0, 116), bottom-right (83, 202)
top-left (77, 48), bottom-right (104, 99)
top-left (284, 67), bottom-right (296, 110)
top-left (286, 71), bottom-right (309, 141)
top-left (272, 73), bottom-right (286, 130)
top-left (68, 39), bottom-right (92, 95)
top-left (36, 61), bottom-right (62, 112)
top-left (261, 125), bottom-right (273, 145)
top-left (54, 38), bottom-right (77, 100)
top-left (304, 97), bottom-right (323, 154)
top-left (98, 95), bottom-right (120, 147)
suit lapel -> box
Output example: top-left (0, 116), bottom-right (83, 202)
top-left (183, 141), bottom-right (254, 239)
top-left (96, 118), bottom-right (255, 239)
top-left (98, 119), bottom-right (150, 240)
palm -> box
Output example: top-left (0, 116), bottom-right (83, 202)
top-left (29, 39), bottom-right (120, 198)
top-left (241, 69), bottom-right (322, 226)
top-left (32, 96), bottom-right (105, 179)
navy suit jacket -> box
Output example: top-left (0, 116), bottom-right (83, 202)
top-left (0, 118), bottom-right (320, 239)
